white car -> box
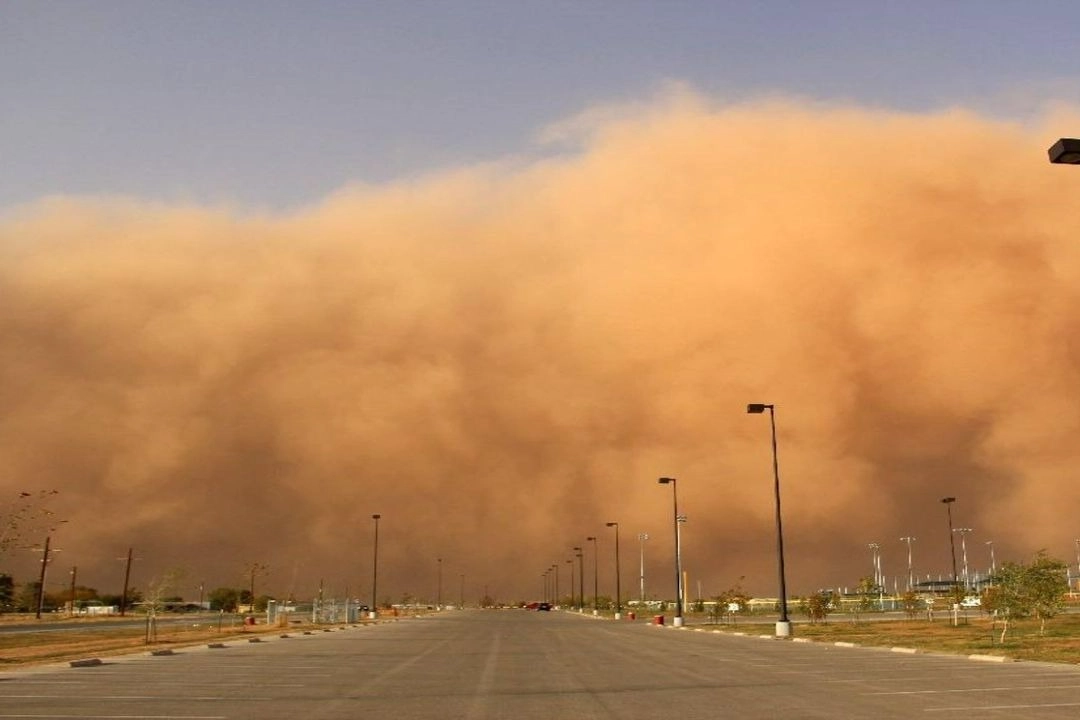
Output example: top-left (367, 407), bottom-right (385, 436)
top-left (961, 596), bottom-right (981, 607)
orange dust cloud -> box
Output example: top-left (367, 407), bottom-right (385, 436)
top-left (3, 94), bottom-right (1080, 604)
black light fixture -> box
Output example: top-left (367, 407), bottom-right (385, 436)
top-left (1049, 138), bottom-right (1080, 164)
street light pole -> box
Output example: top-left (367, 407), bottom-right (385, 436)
top-left (370, 514), bottom-right (381, 619)
top-left (657, 477), bottom-right (683, 627)
top-left (566, 558), bottom-right (575, 609)
top-left (900, 537), bottom-right (916, 591)
top-left (586, 536), bottom-right (599, 615)
top-left (747, 403), bottom-right (791, 637)
top-left (437, 557), bottom-right (442, 609)
top-left (637, 533), bottom-right (648, 603)
top-left (941, 498), bottom-right (959, 591)
top-left (551, 563), bottom-right (559, 607)
top-left (573, 546), bottom-right (584, 612)
top-left (954, 528), bottom-right (973, 590)
top-left (606, 522), bottom-right (621, 619)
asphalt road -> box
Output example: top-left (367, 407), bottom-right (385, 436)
top-left (3, 609), bottom-right (1080, 719)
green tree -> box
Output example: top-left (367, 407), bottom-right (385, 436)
top-left (854, 577), bottom-right (877, 621)
top-left (899, 590), bottom-right (921, 620)
top-left (803, 591), bottom-right (833, 624)
top-left (982, 552), bottom-right (1068, 642)
top-left (1027, 552), bottom-right (1069, 635)
top-left (208, 587), bottom-right (240, 612)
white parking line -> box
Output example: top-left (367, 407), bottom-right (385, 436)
top-left (924, 702), bottom-right (1080, 712)
top-left (868, 684), bottom-right (1080, 695)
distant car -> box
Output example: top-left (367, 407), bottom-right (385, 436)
top-left (537, 603), bottom-right (552, 611)
top-left (961, 596), bottom-right (981, 607)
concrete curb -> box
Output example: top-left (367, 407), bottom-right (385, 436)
top-left (968, 654), bottom-right (1009, 663)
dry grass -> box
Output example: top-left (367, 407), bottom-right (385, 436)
top-left (0, 615), bottom-right (323, 668)
top-left (713, 612), bottom-right (1080, 664)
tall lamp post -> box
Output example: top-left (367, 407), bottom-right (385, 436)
top-left (573, 546), bottom-right (584, 612)
top-left (954, 528), bottom-right (973, 590)
top-left (985, 540), bottom-right (996, 586)
top-left (657, 477), bottom-right (683, 627)
top-left (370, 514), bottom-right (381, 619)
top-left (941, 498), bottom-right (959, 592)
top-left (437, 557), bottom-right (443, 609)
top-left (586, 535), bottom-right (599, 615)
top-left (637, 533), bottom-right (648, 603)
top-left (606, 522), bottom-right (622, 619)
top-left (551, 563), bottom-right (559, 607)
top-left (900, 536), bottom-right (916, 591)
top-left (566, 558), bottom-right (575, 609)
top-left (746, 403), bottom-right (791, 638)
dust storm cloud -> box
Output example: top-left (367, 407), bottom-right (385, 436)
top-left (3, 95), bottom-right (1080, 603)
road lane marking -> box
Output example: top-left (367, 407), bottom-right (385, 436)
top-left (867, 684), bottom-right (1080, 695)
top-left (925, 702), bottom-right (1080, 711)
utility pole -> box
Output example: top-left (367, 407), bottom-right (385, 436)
top-left (119, 547), bottom-right (134, 617)
top-left (35, 536), bottom-right (52, 619)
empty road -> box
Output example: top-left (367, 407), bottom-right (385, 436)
top-left (3, 609), bottom-right (1080, 718)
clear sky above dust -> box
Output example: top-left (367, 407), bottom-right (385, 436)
top-left (3, 2), bottom-right (1080, 605)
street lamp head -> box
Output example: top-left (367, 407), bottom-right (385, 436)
top-left (940, 497), bottom-right (955, 505)
top-left (658, 477), bottom-right (675, 484)
top-left (372, 513), bottom-right (381, 519)
top-left (746, 403), bottom-right (772, 413)
top-left (606, 522), bottom-right (617, 528)
top-left (587, 536), bottom-right (596, 542)
top-left (1049, 138), bottom-right (1080, 164)
top-left (573, 546), bottom-right (581, 551)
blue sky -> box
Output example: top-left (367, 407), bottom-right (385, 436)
top-left (3, 1), bottom-right (1078, 212)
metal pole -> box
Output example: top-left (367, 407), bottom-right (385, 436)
top-left (955, 528), bottom-right (972, 590)
top-left (567, 559), bottom-right (575, 608)
top-left (658, 478), bottom-right (683, 626)
top-left (587, 536), bottom-right (599, 614)
top-left (577, 547), bottom-right (584, 611)
top-left (607, 522), bottom-right (621, 618)
top-left (761, 406), bottom-right (790, 634)
top-left (370, 514), bottom-right (381, 618)
top-left (552, 564), bottom-right (559, 607)
top-left (120, 547), bottom-right (133, 617)
top-left (637, 533), bottom-right (648, 603)
top-left (900, 537), bottom-right (915, 591)
top-left (68, 565), bottom-right (77, 617)
top-left (35, 536), bottom-right (51, 619)
top-left (437, 557), bottom-right (442, 609)
top-left (941, 498), bottom-right (959, 589)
